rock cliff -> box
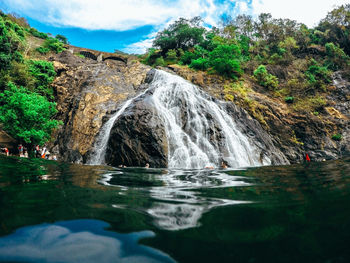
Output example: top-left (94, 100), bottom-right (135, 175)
top-left (49, 50), bottom-right (151, 163)
top-left (46, 50), bottom-right (349, 167)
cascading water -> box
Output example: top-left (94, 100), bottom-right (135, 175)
top-left (88, 89), bottom-right (150, 165)
top-left (89, 69), bottom-right (270, 168)
top-left (151, 70), bottom-right (269, 169)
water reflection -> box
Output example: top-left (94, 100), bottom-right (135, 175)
top-left (0, 219), bottom-right (175, 263)
top-left (99, 168), bottom-right (252, 230)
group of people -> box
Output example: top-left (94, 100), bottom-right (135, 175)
top-left (0, 144), bottom-right (57, 160)
top-left (118, 163), bottom-right (150, 168)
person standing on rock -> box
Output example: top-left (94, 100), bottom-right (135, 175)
top-left (18, 144), bottom-right (24, 157)
top-left (35, 145), bottom-right (40, 158)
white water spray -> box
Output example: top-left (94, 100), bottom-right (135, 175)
top-left (89, 69), bottom-right (270, 168)
top-left (88, 89), bottom-right (150, 165)
top-left (151, 70), bottom-right (269, 169)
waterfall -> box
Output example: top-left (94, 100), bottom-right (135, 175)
top-left (89, 69), bottom-right (270, 169)
top-left (87, 89), bottom-right (150, 165)
top-left (151, 70), bottom-right (269, 169)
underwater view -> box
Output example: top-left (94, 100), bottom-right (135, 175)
top-left (1, 155), bottom-right (350, 262)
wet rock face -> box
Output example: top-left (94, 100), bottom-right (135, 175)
top-left (49, 51), bottom-right (151, 163)
top-left (105, 94), bottom-right (168, 168)
top-left (224, 102), bottom-right (290, 165)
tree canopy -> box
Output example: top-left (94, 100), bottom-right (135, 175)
top-left (0, 82), bottom-right (61, 146)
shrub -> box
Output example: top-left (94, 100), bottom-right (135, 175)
top-left (143, 48), bottom-right (161, 66)
top-left (208, 44), bottom-right (242, 79)
top-left (43, 37), bottom-right (65, 53)
top-left (189, 57), bottom-right (209, 70)
top-left (332, 134), bottom-right (342, 141)
top-left (154, 56), bottom-right (166, 67)
top-left (55, 34), bottom-right (68, 44)
top-left (36, 46), bottom-right (50, 54)
top-left (29, 27), bottom-right (48, 39)
top-left (285, 96), bottom-right (294, 103)
top-left (0, 82), bottom-right (61, 146)
top-left (253, 65), bottom-right (279, 89)
top-left (27, 60), bottom-right (56, 99)
top-left (325, 42), bottom-right (349, 70)
top-left (165, 49), bottom-right (178, 63)
top-left (305, 59), bottom-right (332, 88)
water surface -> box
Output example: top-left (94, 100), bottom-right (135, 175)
top-left (0, 155), bottom-right (350, 262)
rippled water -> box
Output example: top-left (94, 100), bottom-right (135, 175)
top-left (0, 155), bottom-right (350, 262)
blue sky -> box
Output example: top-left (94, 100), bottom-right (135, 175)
top-left (0, 0), bottom-right (348, 54)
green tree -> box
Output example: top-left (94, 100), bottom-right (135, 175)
top-left (153, 17), bottom-right (205, 54)
top-left (305, 59), bottom-right (332, 89)
top-left (0, 16), bottom-right (25, 71)
top-left (325, 42), bottom-right (349, 69)
top-left (253, 65), bottom-right (279, 89)
top-left (208, 44), bottom-right (242, 79)
top-left (27, 60), bottom-right (56, 99)
top-left (55, 34), bottom-right (68, 44)
top-left (43, 37), bottom-right (65, 53)
top-left (0, 82), bottom-right (61, 148)
top-left (317, 4), bottom-right (350, 54)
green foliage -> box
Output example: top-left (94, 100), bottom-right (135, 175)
top-left (208, 44), bottom-right (242, 79)
top-left (28, 27), bottom-right (48, 39)
top-left (35, 46), bottom-right (50, 54)
top-left (189, 57), bottom-right (209, 70)
top-left (325, 42), bottom-right (349, 70)
top-left (0, 82), bottom-right (61, 145)
top-left (43, 37), bottom-right (65, 53)
top-left (317, 4), bottom-right (350, 55)
top-left (76, 54), bottom-right (85, 59)
top-left (285, 96), bottom-right (294, 103)
top-left (55, 34), bottom-right (68, 44)
top-left (27, 60), bottom-right (56, 99)
top-left (165, 49), bottom-right (178, 64)
top-left (153, 17), bottom-right (205, 54)
top-left (305, 59), bottom-right (332, 89)
top-left (332, 134), bottom-right (342, 141)
top-left (143, 48), bottom-right (161, 66)
top-left (180, 51), bottom-right (197, 65)
top-left (253, 65), bottom-right (279, 89)
top-left (0, 15), bottom-right (26, 71)
top-left (154, 56), bottom-right (166, 67)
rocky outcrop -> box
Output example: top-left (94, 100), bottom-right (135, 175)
top-left (49, 51), bottom-right (151, 163)
top-left (105, 91), bottom-right (168, 168)
top-left (166, 65), bottom-right (350, 163)
top-left (48, 50), bottom-right (349, 167)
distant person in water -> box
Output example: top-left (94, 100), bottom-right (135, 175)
top-left (205, 166), bottom-right (214, 169)
top-left (145, 163), bottom-right (150, 168)
top-left (221, 161), bottom-right (228, 169)
top-left (305, 153), bottom-right (311, 162)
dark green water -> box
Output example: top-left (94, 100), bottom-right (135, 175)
top-left (0, 155), bottom-right (350, 263)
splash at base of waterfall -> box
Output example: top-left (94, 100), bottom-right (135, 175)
top-left (151, 70), bottom-right (270, 169)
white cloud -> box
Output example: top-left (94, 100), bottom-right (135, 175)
top-left (2, 0), bottom-right (224, 31)
top-left (237, 1), bottom-right (249, 12)
top-left (251, 0), bottom-right (349, 27)
top-left (123, 35), bottom-right (155, 54)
